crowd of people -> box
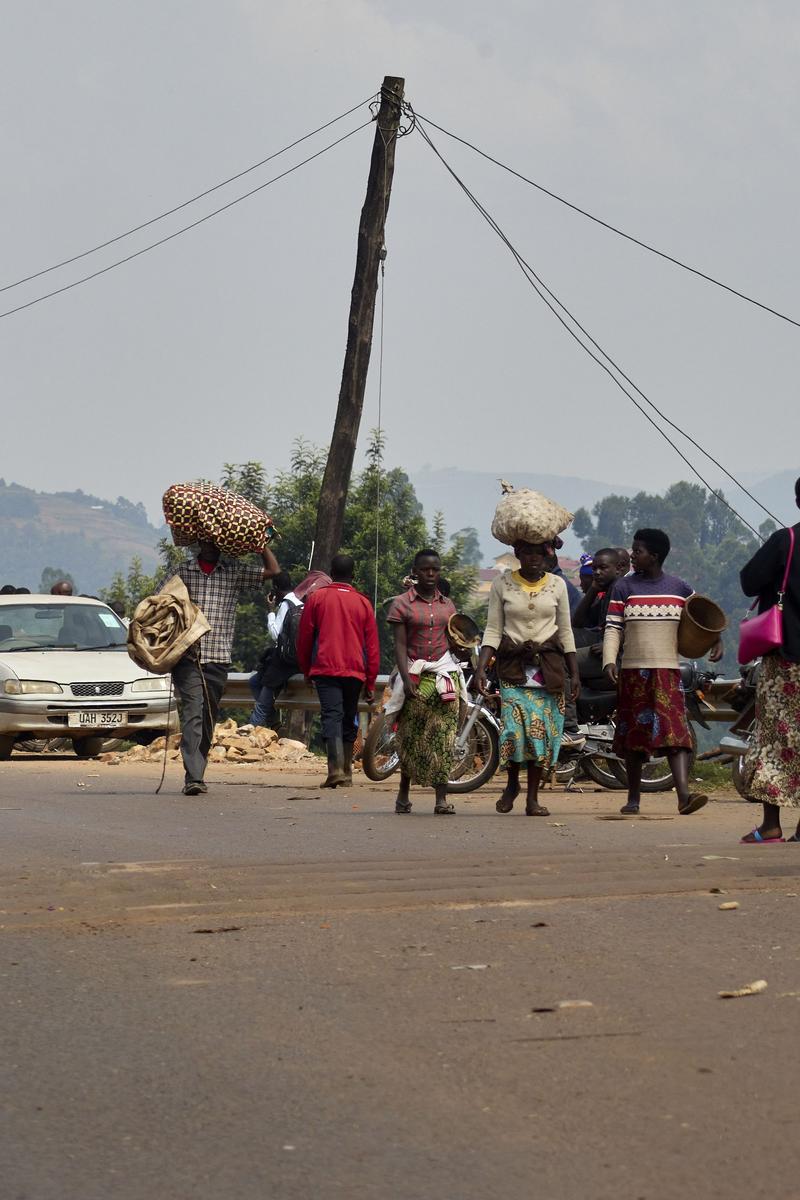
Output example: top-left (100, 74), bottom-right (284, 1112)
top-left (7, 480), bottom-right (798, 844)
top-left (153, 474), bottom-right (800, 845)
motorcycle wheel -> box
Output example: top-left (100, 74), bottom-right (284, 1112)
top-left (447, 714), bottom-right (499, 793)
top-left (731, 722), bottom-right (754, 799)
top-left (583, 755), bottom-right (627, 790)
top-left (614, 726), bottom-right (698, 793)
top-left (553, 759), bottom-right (577, 787)
top-left (362, 713), bottom-right (400, 782)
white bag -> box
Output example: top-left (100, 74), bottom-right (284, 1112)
top-left (491, 482), bottom-right (573, 547)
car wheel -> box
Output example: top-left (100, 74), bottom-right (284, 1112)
top-left (0, 735), bottom-right (15, 760)
top-left (72, 737), bottom-right (106, 759)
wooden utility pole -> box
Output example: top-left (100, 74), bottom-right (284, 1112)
top-left (310, 75), bottom-right (405, 572)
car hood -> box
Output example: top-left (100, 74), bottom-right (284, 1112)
top-left (0, 649), bottom-right (149, 684)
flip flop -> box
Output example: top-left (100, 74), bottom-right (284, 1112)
top-left (678, 793), bottom-right (708, 815)
top-left (740, 829), bottom-right (786, 844)
top-left (434, 802), bottom-right (456, 815)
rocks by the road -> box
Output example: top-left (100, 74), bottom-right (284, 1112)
top-left (98, 719), bottom-right (316, 768)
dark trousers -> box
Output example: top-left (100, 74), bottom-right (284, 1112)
top-left (313, 676), bottom-right (362, 745)
top-left (172, 656), bottom-right (228, 784)
top-left (564, 645), bottom-right (607, 731)
top-left (248, 649), bottom-right (296, 728)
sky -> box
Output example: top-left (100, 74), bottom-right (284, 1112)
top-left (2, 0), bottom-right (798, 531)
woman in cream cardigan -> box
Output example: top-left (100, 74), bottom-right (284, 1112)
top-left (474, 539), bottom-right (580, 815)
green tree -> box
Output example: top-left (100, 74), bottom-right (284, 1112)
top-left (574, 482), bottom-right (760, 668)
top-left (450, 526), bottom-right (482, 567)
top-left (39, 566), bottom-right (76, 593)
top-left (100, 556), bottom-right (158, 614)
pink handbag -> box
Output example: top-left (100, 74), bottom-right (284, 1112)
top-left (738, 526), bottom-right (795, 665)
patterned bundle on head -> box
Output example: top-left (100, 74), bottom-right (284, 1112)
top-left (491, 482), bottom-right (573, 547)
top-left (162, 482), bottom-right (273, 557)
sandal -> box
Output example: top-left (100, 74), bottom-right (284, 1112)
top-left (620, 801), bottom-right (640, 815)
top-left (395, 798), bottom-right (412, 814)
top-left (678, 793), bottom-right (708, 816)
top-left (434, 802), bottom-right (456, 815)
top-left (788, 834), bottom-right (800, 842)
top-left (740, 828), bottom-right (785, 844)
top-left (495, 794), bottom-right (516, 814)
top-left (525, 804), bottom-right (550, 816)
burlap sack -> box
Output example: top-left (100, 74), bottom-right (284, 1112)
top-left (127, 575), bottom-right (211, 674)
top-left (491, 482), bottom-right (573, 547)
top-left (163, 482), bottom-right (273, 557)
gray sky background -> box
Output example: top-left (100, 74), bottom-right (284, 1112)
top-left (2, 0), bottom-right (798, 529)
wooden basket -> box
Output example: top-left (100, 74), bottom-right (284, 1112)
top-left (678, 594), bottom-right (727, 659)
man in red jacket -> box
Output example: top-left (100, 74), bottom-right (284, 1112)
top-left (296, 554), bottom-right (380, 788)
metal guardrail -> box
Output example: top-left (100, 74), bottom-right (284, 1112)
top-left (220, 672), bottom-right (389, 713)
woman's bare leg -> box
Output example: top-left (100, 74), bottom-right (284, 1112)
top-left (525, 764), bottom-right (548, 815)
top-left (496, 762), bottom-right (520, 813)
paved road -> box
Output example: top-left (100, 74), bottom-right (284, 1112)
top-left (1, 756), bottom-right (798, 1200)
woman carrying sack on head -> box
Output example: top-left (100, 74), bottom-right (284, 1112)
top-left (474, 539), bottom-right (580, 817)
top-left (738, 477), bottom-right (800, 844)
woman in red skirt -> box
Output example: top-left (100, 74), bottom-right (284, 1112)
top-left (602, 528), bottom-right (723, 815)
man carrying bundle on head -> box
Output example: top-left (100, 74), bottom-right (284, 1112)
top-left (169, 539), bottom-right (280, 795)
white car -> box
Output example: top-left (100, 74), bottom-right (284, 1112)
top-left (0, 594), bottom-right (179, 760)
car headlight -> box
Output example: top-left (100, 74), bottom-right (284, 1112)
top-left (3, 679), bottom-right (64, 695)
top-left (131, 677), bottom-right (170, 692)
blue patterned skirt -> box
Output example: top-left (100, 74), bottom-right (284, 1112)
top-left (498, 684), bottom-right (565, 770)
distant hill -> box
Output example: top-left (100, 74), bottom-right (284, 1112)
top-left (0, 480), bottom-right (164, 594)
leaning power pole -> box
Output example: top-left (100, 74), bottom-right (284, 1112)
top-left (310, 75), bottom-right (405, 572)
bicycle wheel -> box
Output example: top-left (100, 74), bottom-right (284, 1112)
top-left (447, 714), bottom-right (499, 794)
top-left (361, 713), bottom-right (400, 782)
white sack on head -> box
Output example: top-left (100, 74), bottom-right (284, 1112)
top-left (491, 483), bottom-right (573, 547)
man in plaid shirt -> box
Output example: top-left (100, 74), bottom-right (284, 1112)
top-left (171, 539), bottom-right (280, 795)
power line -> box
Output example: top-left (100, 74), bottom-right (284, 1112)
top-left (414, 118), bottom-right (774, 540)
top-left (412, 109), bottom-right (800, 333)
top-left (1, 95), bottom-right (377, 295)
top-left (0, 120), bottom-right (373, 321)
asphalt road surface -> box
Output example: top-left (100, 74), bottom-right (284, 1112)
top-left (1, 754), bottom-right (798, 1200)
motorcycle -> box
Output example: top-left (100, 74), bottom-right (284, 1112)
top-left (559, 659), bottom-right (715, 791)
top-left (718, 660), bottom-right (759, 798)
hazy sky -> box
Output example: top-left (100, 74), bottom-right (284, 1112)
top-left (2, 0), bottom-right (798, 527)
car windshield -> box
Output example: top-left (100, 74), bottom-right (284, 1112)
top-left (0, 603), bottom-right (127, 651)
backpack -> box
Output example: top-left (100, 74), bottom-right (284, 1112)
top-left (276, 601), bottom-right (304, 667)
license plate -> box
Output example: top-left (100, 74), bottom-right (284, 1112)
top-left (67, 710), bottom-right (128, 728)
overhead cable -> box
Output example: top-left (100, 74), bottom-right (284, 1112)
top-left (412, 109), bottom-right (800, 332)
top-left (1, 95), bottom-right (377, 295)
top-left (0, 120), bottom-right (372, 321)
top-left (415, 118), bottom-right (775, 539)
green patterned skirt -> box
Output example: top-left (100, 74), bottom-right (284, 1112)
top-left (396, 672), bottom-right (460, 786)
top-left (499, 683), bottom-right (565, 770)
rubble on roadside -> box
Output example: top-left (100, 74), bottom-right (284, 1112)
top-left (98, 719), bottom-right (317, 767)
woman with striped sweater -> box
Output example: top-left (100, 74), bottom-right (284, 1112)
top-left (603, 528), bottom-right (723, 815)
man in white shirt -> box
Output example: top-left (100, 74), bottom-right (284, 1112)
top-left (249, 572), bottom-right (301, 728)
